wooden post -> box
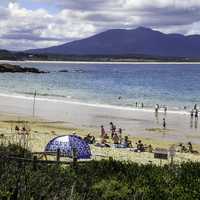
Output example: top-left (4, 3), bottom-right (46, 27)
top-left (72, 148), bottom-right (77, 168)
top-left (56, 148), bottom-right (60, 162)
top-left (170, 156), bottom-right (174, 167)
top-left (33, 90), bottom-right (36, 118)
top-left (33, 156), bottom-right (37, 171)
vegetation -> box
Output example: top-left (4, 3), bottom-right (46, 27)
top-left (0, 144), bottom-right (200, 199)
top-left (1, 49), bottom-right (200, 62)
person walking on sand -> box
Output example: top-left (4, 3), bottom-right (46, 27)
top-left (163, 118), bottom-right (166, 129)
top-left (136, 102), bottom-right (138, 108)
top-left (195, 109), bottom-right (198, 119)
top-left (141, 102), bottom-right (144, 108)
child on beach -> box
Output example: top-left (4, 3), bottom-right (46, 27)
top-left (163, 118), bottom-right (166, 129)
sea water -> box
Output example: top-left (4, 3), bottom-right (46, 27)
top-left (0, 61), bottom-right (199, 112)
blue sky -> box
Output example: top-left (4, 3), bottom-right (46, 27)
top-left (0, 0), bottom-right (200, 51)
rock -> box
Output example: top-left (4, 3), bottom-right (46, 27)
top-left (58, 70), bottom-right (69, 72)
top-left (0, 63), bottom-right (47, 73)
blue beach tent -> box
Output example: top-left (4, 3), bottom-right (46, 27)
top-left (45, 135), bottom-right (91, 159)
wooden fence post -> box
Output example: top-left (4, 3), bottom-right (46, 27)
top-left (72, 148), bottom-right (77, 168)
top-left (33, 156), bottom-right (37, 171)
top-left (56, 148), bottom-right (60, 162)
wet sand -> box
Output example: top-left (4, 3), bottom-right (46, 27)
top-left (0, 93), bottom-right (199, 145)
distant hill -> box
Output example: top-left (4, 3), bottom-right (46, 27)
top-left (26, 27), bottom-right (200, 58)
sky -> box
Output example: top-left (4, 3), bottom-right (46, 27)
top-left (0, 0), bottom-right (200, 51)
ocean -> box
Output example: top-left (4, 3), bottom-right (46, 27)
top-left (0, 61), bottom-right (200, 112)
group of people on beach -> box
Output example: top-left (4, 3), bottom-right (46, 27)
top-left (83, 121), bottom-right (199, 155)
top-left (155, 104), bottom-right (168, 114)
top-left (135, 102), bottom-right (144, 108)
top-left (98, 122), bottom-right (153, 152)
top-left (99, 122), bottom-right (132, 148)
top-left (177, 142), bottom-right (198, 154)
top-left (15, 125), bottom-right (30, 135)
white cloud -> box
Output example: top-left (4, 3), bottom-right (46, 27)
top-left (1, 0), bottom-right (200, 50)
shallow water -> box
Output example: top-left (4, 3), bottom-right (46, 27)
top-left (0, 61), bottom-right (200, 111)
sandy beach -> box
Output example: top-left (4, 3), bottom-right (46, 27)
top-left (0, 93), bottom-right (199, 165)
top-left (0, 93), bottom-right (199, 143)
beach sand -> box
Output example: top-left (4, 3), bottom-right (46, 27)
top-left (0, 94), bottom-right (200, 164)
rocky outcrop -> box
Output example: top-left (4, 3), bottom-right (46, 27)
top-left (0, 63), bottom-right (47, 73)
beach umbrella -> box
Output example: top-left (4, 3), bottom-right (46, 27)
top-left (45, 135), bottom-right (91, 159)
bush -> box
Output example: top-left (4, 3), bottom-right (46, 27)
top-left (0, 144), bottom-right (200, 199)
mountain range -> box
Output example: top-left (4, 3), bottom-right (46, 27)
top-left (26, 27), bottom-right (200, 58)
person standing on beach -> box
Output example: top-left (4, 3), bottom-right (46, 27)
top-left (195, 109), bottom-right (198, 119)
top-left (100, 125), bottom-right (106, 138)
top-left (141, 102), bottom-right (144, 108)
top-left (118, 127), bottom-right (122, 143)
top-left (110, 122), bottom-right (115, 138)
top-left (190, 110), bottom-right (194, 119)
top-left (155, 104), bottom-right (158, 113)
top-left (163, 118), bottom-right (166, 129)
top-left (164, 106), bottom-right (167, 115)
top-left (136, 102), bottom-right (138, 108)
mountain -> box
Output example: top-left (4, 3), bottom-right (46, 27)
top-left (26, 27), bottom-right (200, 58)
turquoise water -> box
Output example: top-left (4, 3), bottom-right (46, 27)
top-left (0, 62), bottom-right (200, 111)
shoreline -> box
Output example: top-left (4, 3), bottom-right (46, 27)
top-left (1, 60), bottom-right (200, 65)
top-left (0, 92), bottom-right (198, 145)
top-left (0, 92), bottom-right (190, 116)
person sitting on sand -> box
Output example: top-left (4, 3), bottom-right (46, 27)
top-left (136, 140), bottom-right (145, 152)
top-left (84, 134), bottom-right (95, 144)
top-left (113, 133), bottom-right (119, 144)
top-left (15, 125), bottom-right (20, 134)
top-left (95, 137), bottom-right (110, 147)
top-left (178, 143), bottom-right (188, 153)
top-left (188, 142), bottom-right (193, 153)
top-left (147, 144), bottom-right (153, 153)
top-left (123, 136), bottom-right (132, 148)
top-left (187, 142), bottom-right (199, 154)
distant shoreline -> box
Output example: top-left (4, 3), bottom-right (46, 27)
top-left (1, 60), bottom-right (200, 65)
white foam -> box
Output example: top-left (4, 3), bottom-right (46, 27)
top-left (0, 92), bottom-right (189, 115)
